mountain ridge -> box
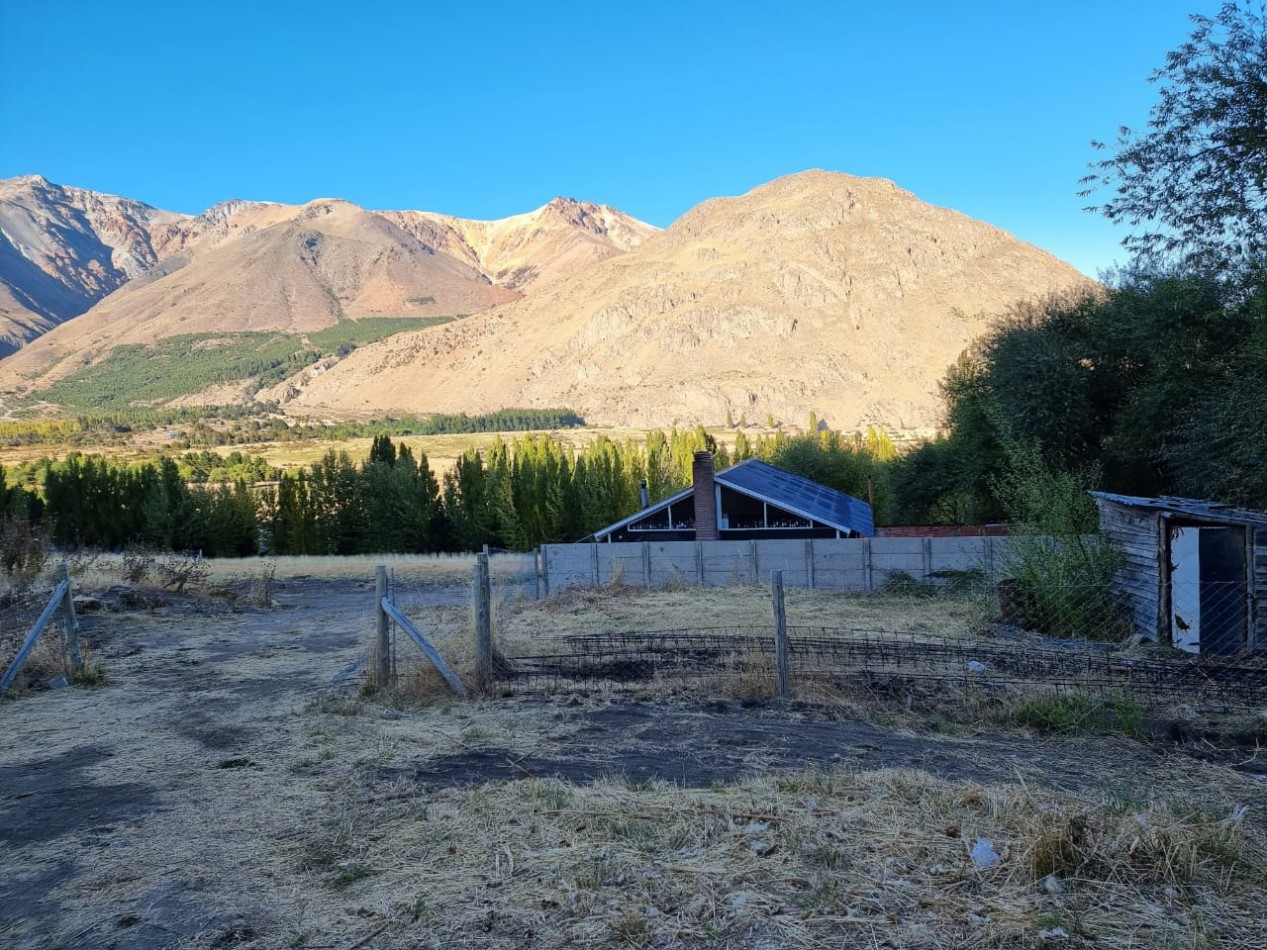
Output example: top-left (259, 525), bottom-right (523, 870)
top-left (0, 177), bottom-right (657, 360)
top-left (269, 170), bottom-right (1096, 432)
top-left (1, 170), bottom-right (1094, 435)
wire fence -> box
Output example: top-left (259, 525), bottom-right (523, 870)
top-left (501, 626), bottom-right (1267, 708)
top-left (354, 553), bottom-right (1267, 710)
top-left (492, 576), bottom-right (1267, 709)
top-left (382, 552), bottom-right (538, 691)
top-left (0, 565), bottom-right (83, 694)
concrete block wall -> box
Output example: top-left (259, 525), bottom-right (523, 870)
top-left (541, 536), bottom-right (1011, 594)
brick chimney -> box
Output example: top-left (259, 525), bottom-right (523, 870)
top-left (692, 451), bottom-right (719, 540)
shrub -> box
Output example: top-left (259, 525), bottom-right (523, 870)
top-left (992, 440), bottom-right (1126, 639)
top-left (0, 519), bottom-right (50, 584)
top-left (157, 553), bottom-right (210, 592)
top-left (119, 549), bottom-right (156, 584)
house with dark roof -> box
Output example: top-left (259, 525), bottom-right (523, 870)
top-left (1092, 492), bottom-right (1267, 655)
top-left (593, 452), bottom-right (874, 543)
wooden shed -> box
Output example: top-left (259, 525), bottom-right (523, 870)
top-left (1091, 492), bottom-right (1267, 655)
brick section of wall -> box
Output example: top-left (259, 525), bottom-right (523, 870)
top-left (876, 525), bottom-right (1011, 538)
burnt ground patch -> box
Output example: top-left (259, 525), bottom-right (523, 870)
top-left (0, 746), bottom-right (158, 848)
top-left (374, 697), bottom-right (1179, 794)
top-left (175, 714), bottom-right (256, 752)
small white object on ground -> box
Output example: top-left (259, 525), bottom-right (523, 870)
top-left (970, 838), bottom-right (1000, 869)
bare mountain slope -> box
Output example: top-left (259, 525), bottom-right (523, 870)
top-left (0, 176), bottom-right (185, 355)
top-left (383, 198), bottom-right (658, 292)
top-left (0, 184), bottom-right (655, 390)
top-left (277, 171), bottom-right (1096, 431)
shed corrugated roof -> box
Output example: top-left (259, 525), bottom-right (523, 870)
top-left (1091, 492), bottom-right (1267, 529)
top-left (593, 458), bottom-right (874, 539)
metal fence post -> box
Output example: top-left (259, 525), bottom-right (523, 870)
top-left (58, 562), bottom-right (83, 676)
top-left (375, 565), bottom-right (392, 688)
top-left (772, 571), bottom-right (790, 697)
top-left (474, 552), bottom-right (492, 686)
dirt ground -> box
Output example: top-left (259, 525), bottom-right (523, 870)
top-left (2, 577), bottom-right (1266, 949)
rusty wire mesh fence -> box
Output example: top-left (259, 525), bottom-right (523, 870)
top-left (497, 577), bottom-right (1267, 710)
top-left (349, 550), bottom-right (1267, 712)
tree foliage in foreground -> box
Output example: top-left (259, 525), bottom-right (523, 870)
top-left (890, 273), bottom-right (1267, 522)
top-left (1081, 2), bottom-right (1267, 271)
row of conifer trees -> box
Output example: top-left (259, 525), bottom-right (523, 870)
top-left (0, 427), bottom-right (898, 557)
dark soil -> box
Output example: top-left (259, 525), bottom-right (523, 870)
top-left (376, 695), bottom-right (1204, 795)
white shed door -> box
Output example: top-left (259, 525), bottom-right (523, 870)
top-left (1170, 527), bottom-right (1201, 653)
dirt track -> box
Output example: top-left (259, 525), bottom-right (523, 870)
top-left (1, 579), bottom-right (1263, 948)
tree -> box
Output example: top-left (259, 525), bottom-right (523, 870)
top-left (1081, 3), bottom-right (1267, 271)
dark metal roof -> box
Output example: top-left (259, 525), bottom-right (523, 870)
top-left (593, 458), bottom-right (874, 539)
top-left (718, 459), bottom-right (875, 536)
top-left (1091, 491), bottom-right (1267, 529)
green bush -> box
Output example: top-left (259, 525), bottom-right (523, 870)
top-left (992, 440), bottom-right (1127, 639)
top-left (1010, 692), bottom-right (1144, 735)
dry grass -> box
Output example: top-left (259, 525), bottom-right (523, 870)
top-left (53, 550), bottom-right (533, 586)
top-left (0, 622), bottom-right (69, 695)
top-left (290, 758), bottom-right (1266, 948)
top-left (480, 581), bottom-right (983, 657)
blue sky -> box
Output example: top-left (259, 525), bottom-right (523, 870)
top-left (0, 1), bottom-right (1212, 277)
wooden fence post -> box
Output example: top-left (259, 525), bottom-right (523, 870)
top-left (474, 552), bottom-right (492, 686)
top-left (864, 537), bottom-right (874, 591)
top-left (375, 565), bottom-right (392, 688)
top-left (922, 536), bottom-right (933, 581)
top-left (806, 539), bottom-right (816, 589)
top-left (380, 598), bottom-right (468, 698)
top-left (534, 549), bottom-right (542, 601)
top-left (58, 562), bottom-right (83, 676)
top-left (642, 541), bottom-right (652, 587)
top-left (750, 540), bottom-right (759, 584)
top-left (772, 571), bottom-right (790, 698)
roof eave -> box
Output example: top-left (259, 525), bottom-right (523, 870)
top-left (592, 485), bottom-right (694, 539)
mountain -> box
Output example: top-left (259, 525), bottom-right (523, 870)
top-left (0, 178), bottom-right (656, 376)
top-left (0, 175), bottom-right (185, 355)
top-left (271, 171), bottom-right (1096, 432)
top-left (381, 197), bottom-right (657, 294)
